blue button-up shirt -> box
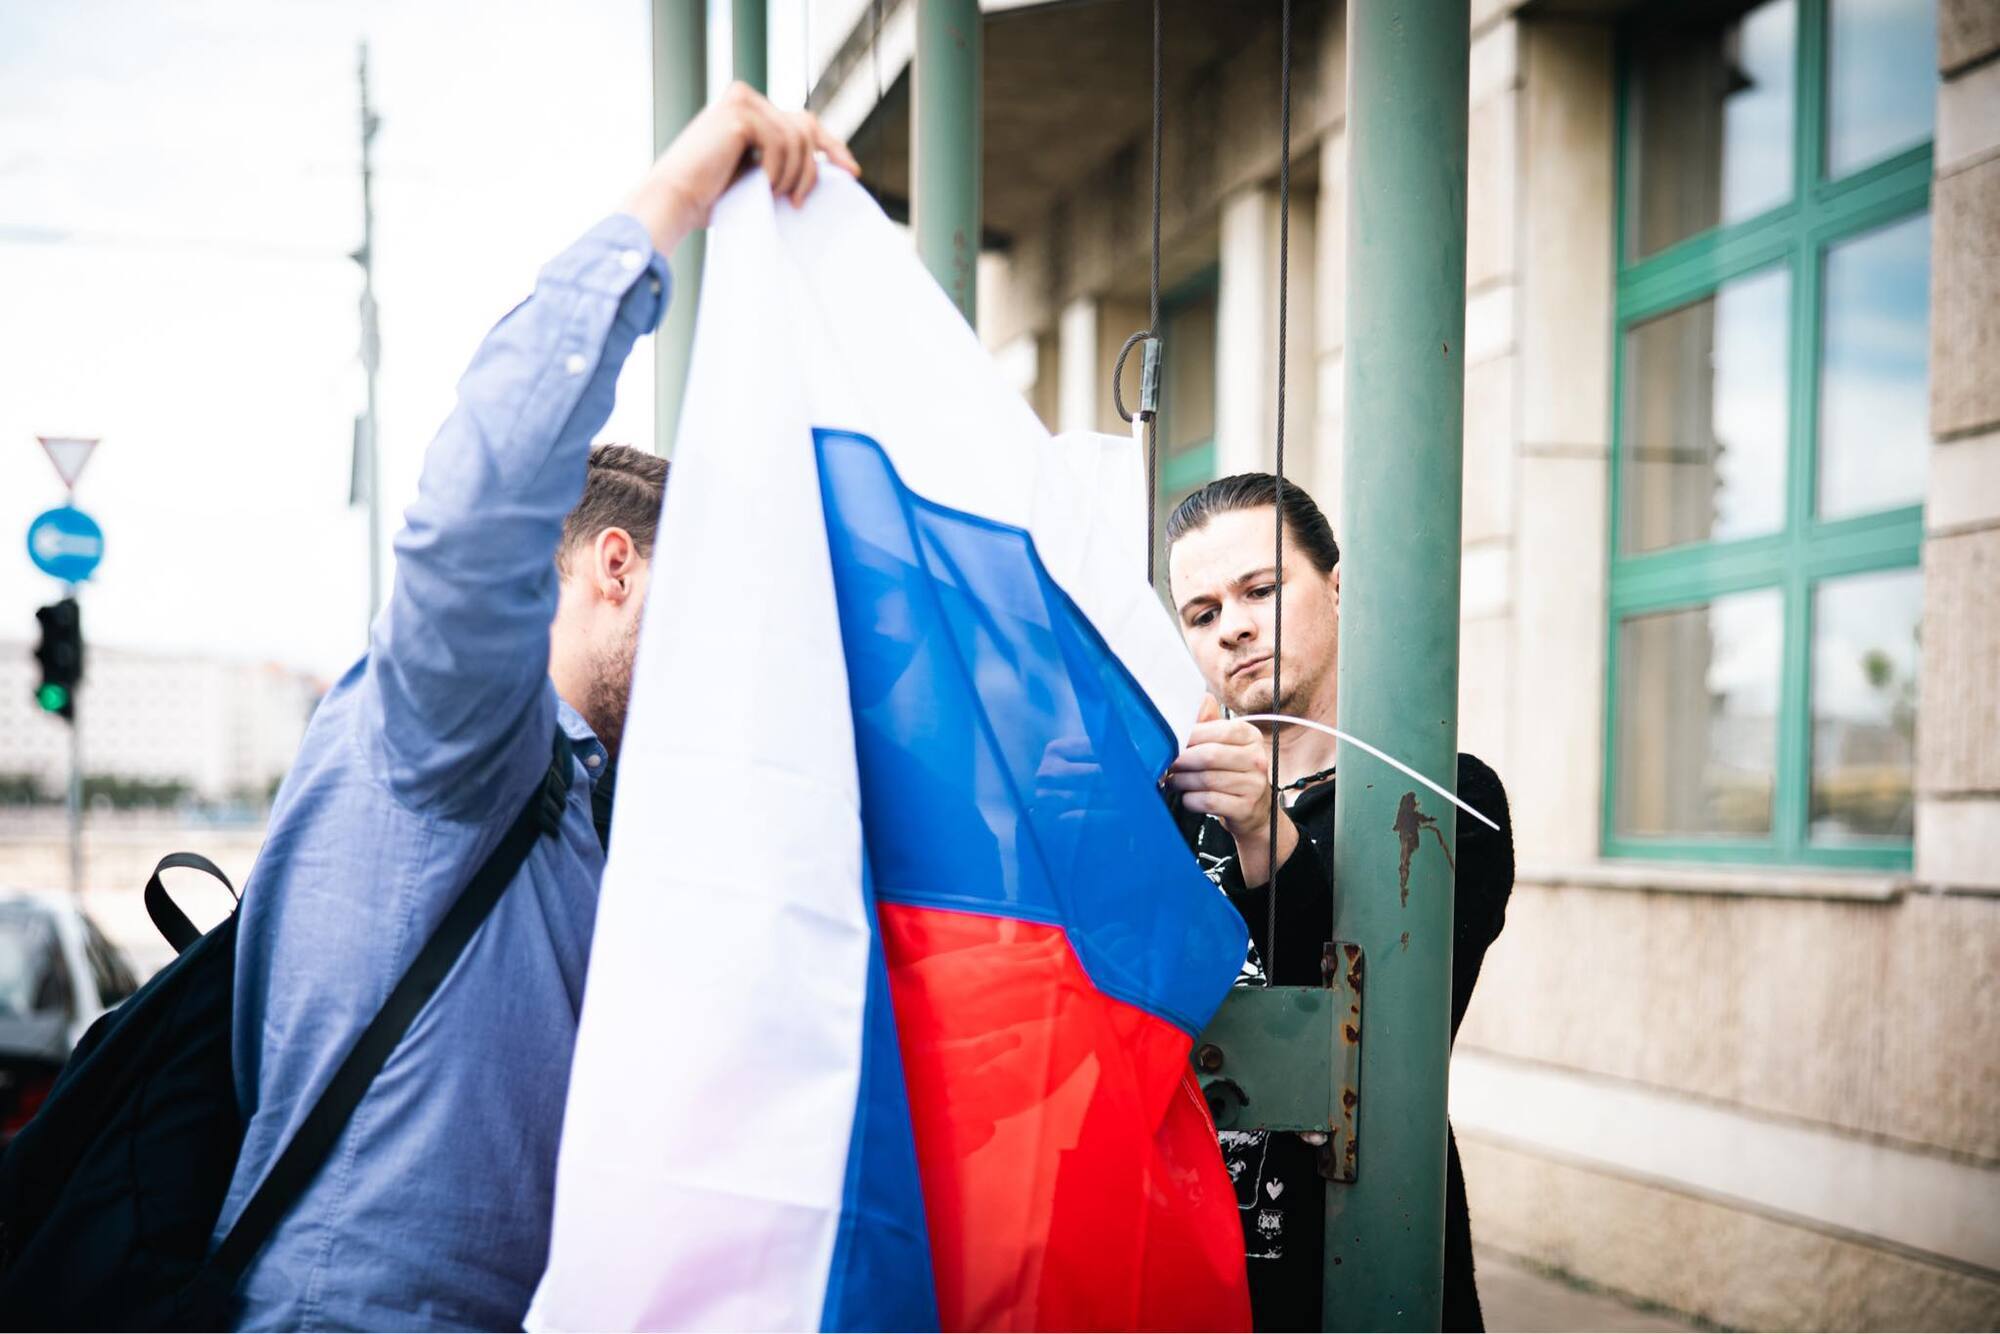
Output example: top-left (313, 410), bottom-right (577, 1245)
top-left (214, 216), bottom-right (670, 1331)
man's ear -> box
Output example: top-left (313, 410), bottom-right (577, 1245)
top-left (593, 527), bottom-right (639, 604)
top-left (1331, 564), bottom-right (1342, 612)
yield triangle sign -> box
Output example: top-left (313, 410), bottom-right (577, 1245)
top-left (37, 436), bottom-right (99, 489)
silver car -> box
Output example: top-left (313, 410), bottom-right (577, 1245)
top-left (0, 890), bottom-right (140, 1142)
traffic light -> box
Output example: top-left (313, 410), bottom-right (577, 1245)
top-left (33, 598), bottom-right (83, 723)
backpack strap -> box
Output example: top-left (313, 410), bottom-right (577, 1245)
top-left (201, 729), bottom-right (576, 1291)
top-left (145, 853), bottom-right (238, 956)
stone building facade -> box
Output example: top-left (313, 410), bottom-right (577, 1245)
top-left (807, 0), bottom-right (1998, 1326)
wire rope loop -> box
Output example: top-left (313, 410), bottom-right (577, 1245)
top-left (1112, 329), bottom-right (1160, 424)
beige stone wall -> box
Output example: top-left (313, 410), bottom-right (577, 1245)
top-left (1461, 1138), bottom-right (2000, 1332)
top-left (1459, 881), bottom-right (2000, 1162)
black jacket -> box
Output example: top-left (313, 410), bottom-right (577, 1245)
top-left (1178, 754), bottom-right (1513, 1332)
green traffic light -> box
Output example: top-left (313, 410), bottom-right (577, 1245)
top-left (36, 683), bottom-right (69, 713)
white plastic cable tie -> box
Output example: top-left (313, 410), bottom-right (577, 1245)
top-left (1233, 713), bottom-right (1500, 831)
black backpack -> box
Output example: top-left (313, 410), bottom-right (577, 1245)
top-left (0, 731), bottom-right (576, 1330)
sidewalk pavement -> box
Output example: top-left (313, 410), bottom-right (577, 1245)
top-left (1478, 1249), bottom-right (1702, 1333)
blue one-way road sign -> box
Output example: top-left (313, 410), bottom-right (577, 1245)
top-left (27, 506), bottom-right (105, 583)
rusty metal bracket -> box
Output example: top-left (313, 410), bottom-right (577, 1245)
top-left (1192, 941), bottom-right (1363, 1182)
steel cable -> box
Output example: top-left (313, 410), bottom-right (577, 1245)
top-left (1266, 0), bottom-right (1292, 984)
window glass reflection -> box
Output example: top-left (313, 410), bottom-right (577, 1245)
top-left (1811, 569), bottom-right (1921, 840)
top-left (1628, 0), bottom-right (1797, 258)
top-left (1827, 0), bottom-right (1938, 178)
top-left (1615, 590), bottom-right (1784, 839)
top-left (1623, 267), bottom-right (1791, 553)
top-left (1819, 213), bottom-right (1931, 519)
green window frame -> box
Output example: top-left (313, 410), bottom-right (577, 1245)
top-left (1602, 0), bottom-right (1932, 869)
top-left (1156, 267), bottom-right (1220, 502)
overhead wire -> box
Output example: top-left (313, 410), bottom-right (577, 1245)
top-left (1266, 0), bottom-right (1292, 985)
top-left (1146, 0), bottom-right (1162, 584)
top-left (1114, 0), bottom-right (1166, 585)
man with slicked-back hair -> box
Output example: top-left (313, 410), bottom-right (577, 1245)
top-left (1162, 472), bottom-right (1514, 1333)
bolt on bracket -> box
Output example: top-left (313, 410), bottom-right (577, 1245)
top-left (1191, 941), bottom-right (1363, 1183)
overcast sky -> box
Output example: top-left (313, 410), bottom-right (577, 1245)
top-left (2, 0), bottom-right (811, 681)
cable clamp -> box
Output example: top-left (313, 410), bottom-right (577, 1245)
top-left (1112, 330), bottom-right (1162, 424)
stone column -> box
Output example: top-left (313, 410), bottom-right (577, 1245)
top-left (1217, 184), bottom-right (1318, 487)
top-left (1217, 186), bottom-right (1277, 478)
top-left (1056, 296), bottom-right (1099, 435)
top-left (1055, 294), bottom-right (1148, 438)
top-left (1916, 1), bottom-right (2000, 891)
top-left (1505, 19), bottom-right (1616, 865)
top-left (1315, 130), bottom-right (1348, 521)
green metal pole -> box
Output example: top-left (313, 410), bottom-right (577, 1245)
top-left (731, 0), bottom-right (767, 91)
top-left (1326, 1), bottom-right (1470, 1329)
top-left (912, 0), bottom-right (981, 323)
top-left (651, 0), bottom-right (706, 456)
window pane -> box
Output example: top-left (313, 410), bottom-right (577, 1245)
top-left (1622, 267), bottom-right (1791, 553)
top-left (1818, 213), bottom-right (1931, 519)
top-left (1615, 589), bottom-right (1784, 838)
top-left (1628, 0), bottom-right (1797, 258)
top-left (1827, 0), bottom-right (1938, 177)
top-left (1811, 569), bottom-right (1920, 840)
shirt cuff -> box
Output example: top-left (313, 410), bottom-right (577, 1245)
top-left (537, 214), bottom-right (673, 331)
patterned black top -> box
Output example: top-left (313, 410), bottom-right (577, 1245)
top-left (1175, 754), bottom-right (1514, 1332)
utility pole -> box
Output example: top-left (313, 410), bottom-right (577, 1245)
top-left (355, 43), bottom-right (385, 629)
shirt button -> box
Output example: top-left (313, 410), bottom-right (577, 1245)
top-left (648, 276), bottom-right (662, 295)
top-left (584, 753), bottom-right (602, 768)
top-left (618, 248), bottom-right (644, 272)
top-left (564, 353), bottom-right (588, 375)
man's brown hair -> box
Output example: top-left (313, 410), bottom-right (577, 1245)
top-left (558, 444), bottom-right (669, 572)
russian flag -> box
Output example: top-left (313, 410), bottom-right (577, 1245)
top-left (528, 173), bottom-right (1250, 1331)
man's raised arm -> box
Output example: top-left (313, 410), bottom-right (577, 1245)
top-left (362, 84), bottom-right (859, 814)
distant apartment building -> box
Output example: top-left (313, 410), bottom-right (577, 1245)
top-left (0, 640), bottom-right (322, 803)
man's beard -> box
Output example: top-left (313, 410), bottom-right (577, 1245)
top-left (582, 616), bottom-right (641, 762)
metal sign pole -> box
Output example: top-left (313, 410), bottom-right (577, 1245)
top-left (65, 577), bottom-right (81, 900)
top-left (26, 443), bottom-right (100, 900)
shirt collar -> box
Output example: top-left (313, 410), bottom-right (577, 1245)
top-left (555, 697), bottom-right (611, 786)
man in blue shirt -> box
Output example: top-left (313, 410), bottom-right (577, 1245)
top-left (214, 85), bottom-right (858, 1331)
